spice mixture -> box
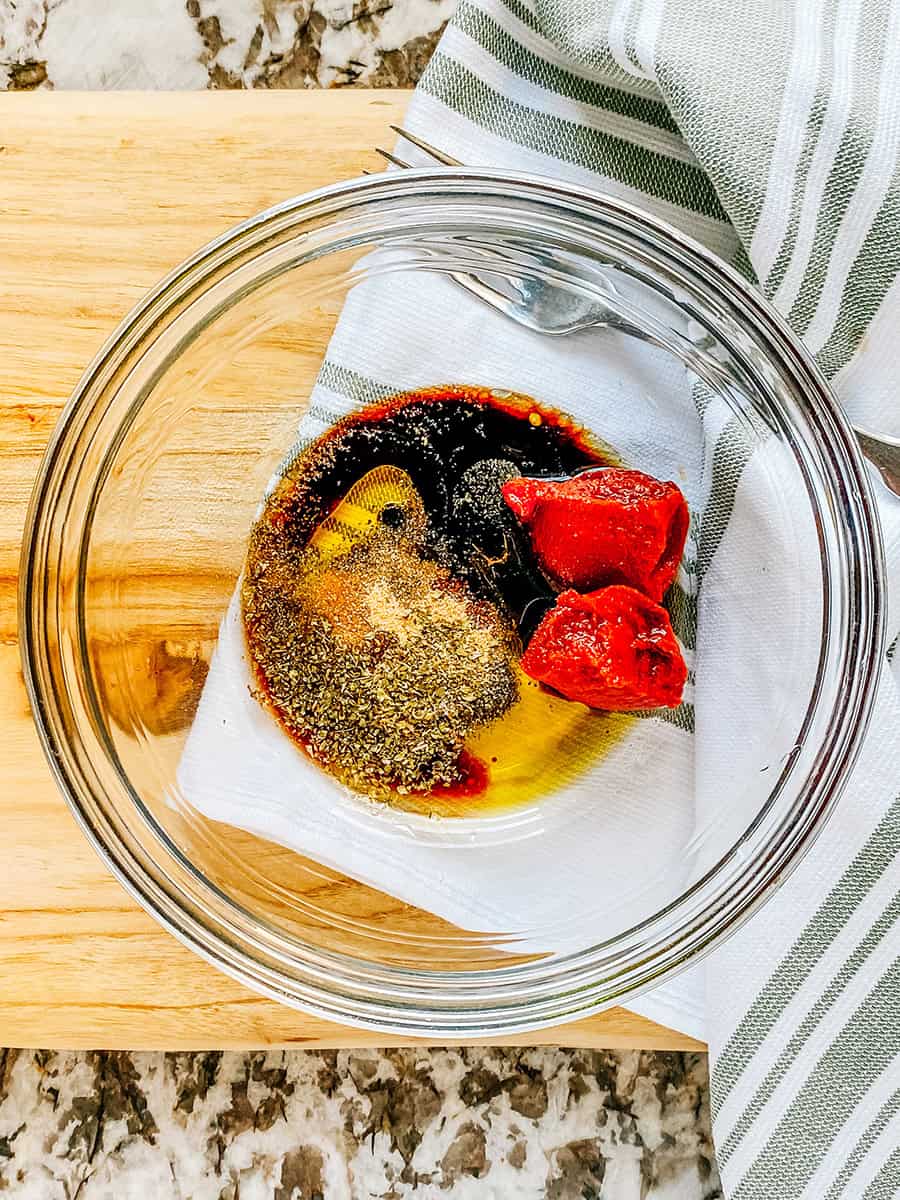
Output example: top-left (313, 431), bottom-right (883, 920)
top-left (245, 515), bottom-right (518, 796)
top-left (242, 386), bottom-right (687, 810)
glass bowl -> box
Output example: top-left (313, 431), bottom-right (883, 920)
top-left (19, 170), bottom-right (884, 1036)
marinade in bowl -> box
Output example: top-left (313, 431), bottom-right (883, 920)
top-left (242, 384), bottom-right (690, 813)
top-left (20, 170), bottom-right (883, 1034)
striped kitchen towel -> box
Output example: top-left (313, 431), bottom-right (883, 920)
top-left (403, 0), bottom-right (900, 1195)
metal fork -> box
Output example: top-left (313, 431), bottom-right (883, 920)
top-left (375, 126), bottom-right (900, 497)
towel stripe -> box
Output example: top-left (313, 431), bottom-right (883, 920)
top-left (608, 0), bottom-right (645, 81)
top-left (696, 417), bottom-right (756, 582)
top-left (711, 794), bottom-right (900, 1114)
top-left (316, 361), bottom-right (396, 406)
top-left (717, 886), bottom-right (900, 1164)
top-left (441, 15), bottom-right (696, 162)
top-left (534, 0), bottom-right (662, 96)
top-left (814, 182), bottom-right (900, 380)
top-left (823, 1086), bottom-right (900, 1200)
top-left (729, 959), bottom-right (900, 1198)
top-left (860, 1146), bottom-right (900, 1199)
top-left (749, 0), bottom-right (828, 283)
top-left (763, 0), bottom-right (840, 301)
top-left (481, 0), bottom-right (680, 131)
top-left (800, 0), bottom-right (900, 354)
top-left (773, 0), bottom-right (864, 315)
top-left (784, 0), bottom-right (885, 332)
top-left (418, 52), bottom-right (730, 221)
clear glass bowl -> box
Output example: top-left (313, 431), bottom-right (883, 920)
top-left (19, 170), bottom-right (885, 1036)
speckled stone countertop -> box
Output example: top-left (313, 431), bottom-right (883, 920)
top-left (0, 0), bottom-right (454, 90)
top-left (0, 4), bottom-right (721, 1195)
top-left (0, 1047), bottom-right (719, 1198)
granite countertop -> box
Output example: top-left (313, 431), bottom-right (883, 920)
top-left (0, 0), bottom-right (455, 90)
top-left (1, 1047), bottom-right (719, 1198)
top-left (0, 4), bottom-right (722, 1195)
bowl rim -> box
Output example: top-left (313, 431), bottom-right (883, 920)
top-left (19, 167), bottom-right (886, 1036)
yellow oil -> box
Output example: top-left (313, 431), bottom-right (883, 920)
top-left (307, 464), bottom-right (428, 561)
top-left (392, 669), bottom-right (633, 818)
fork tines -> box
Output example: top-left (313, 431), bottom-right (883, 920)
top-left (375, 126), bottom-right (464, 170)
top-left (375, 147), bottom-right (415, 170)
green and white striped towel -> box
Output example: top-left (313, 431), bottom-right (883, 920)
top-left (402, 0), bottom-right (900, 1193)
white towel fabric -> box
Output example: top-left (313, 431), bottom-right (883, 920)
top-left (181, 1), bottom-right (900, 1193)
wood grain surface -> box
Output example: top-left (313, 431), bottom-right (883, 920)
top-left (0, 92), bottom-right (703, 1051)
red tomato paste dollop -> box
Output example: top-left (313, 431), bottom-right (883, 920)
top-left (521, 585), bottom-right (687, 711)
top-left (502, 467), bottom-right (689, 602)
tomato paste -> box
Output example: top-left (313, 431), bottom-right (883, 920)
top-left (502, 467), bottom-right (689, 602)
top-left (520, 585), bottom-right (687, 710)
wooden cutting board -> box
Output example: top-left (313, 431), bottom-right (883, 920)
top-left (0, 92), bottom-right (702, 1051)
